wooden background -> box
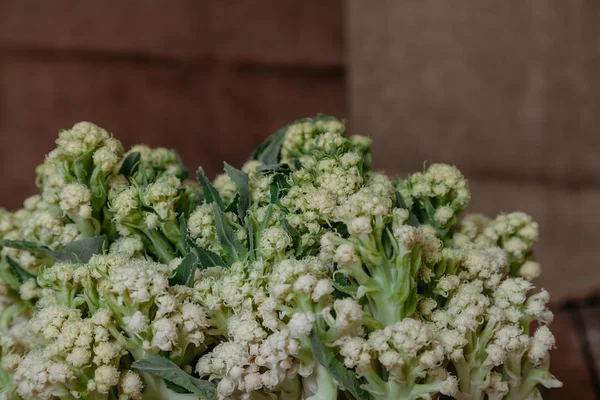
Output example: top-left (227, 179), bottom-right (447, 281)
top-left (0, 2), bottom-right (599, 397)
top-left (0, 0), bottom-right (346, 210)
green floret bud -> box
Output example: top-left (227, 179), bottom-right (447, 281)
top-left (398, 163), bottom-right (470, 238)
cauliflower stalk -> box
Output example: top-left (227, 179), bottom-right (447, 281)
top-left (0, 116), bottom-right (560, 400)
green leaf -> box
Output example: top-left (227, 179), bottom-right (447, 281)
top-left (175, 152), bottom-right (189, 181)
top-left (0, 236), bottom-right (107, 263)
top-left (73, 148), bottom-right (95, 185)
top-left (196, 168), bottom-right (224, 210)
top-left (256, 163), bottom-right (291, 174)
top-left (195, 247), bottom-right (227, 268)
top-left (269, 173), bottom-right (290, 204)
top-left (212, 204), bottom-right (247, 265)
top-left (224, 193), bottom-right (239, 214)
top-left (251, 125), bottom-right (288, 164)
top-left (120, 152), bottom-right (142, 177)
top-left (132, 356), bottom-right (216, 400)
top-left (6, 256), bottom-right (36, 285)
top-left (332, 273), bottom-right (358, 299)
top-left (224, 163), bottom-right (250, 221)
top-left (245, 216), bottom-right (255, 262)
top-left (395, 190), bottom-right (419, 227)
top-left (169, 250), bottom-right (197, 287)
top-left (50, 235), bottom-right (108, 263)
top-left (309, 331), bottom-right (368, 400)
top-left (281, 217), bottom-right (302, 257)
top-left (165, 380), bottom-right (192, 394)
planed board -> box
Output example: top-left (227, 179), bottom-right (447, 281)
top-left (348, 0), bottom-right (600, 185)
top-left (0, 0), bottom-right (344, 67)
top-left (544, 310), bottom-right (597, 400)
top-left (0, 56), bottom-right (345, 210)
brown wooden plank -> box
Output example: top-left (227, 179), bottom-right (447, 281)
top-left (581, 307), bottom-right (600, 386)
top-left (349, 0), bottom-right (600, 185)
top-left (544, 310), bottom-right (597, 400)
top-left (0, 0), bottom-right (344, 67)
top-left (0, 55), bottom-right (345, 211)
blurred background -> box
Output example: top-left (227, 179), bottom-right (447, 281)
top-left (0, 1), bottom-right (598, 397)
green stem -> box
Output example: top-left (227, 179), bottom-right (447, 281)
top-left (305, 363), bottom-right (338, 400)
top-left (144, 229), bottom-right (176, 263)
top-left (68, 212), bottom-right (99, 238)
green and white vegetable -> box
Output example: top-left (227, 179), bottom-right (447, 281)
top-left (0, 118), bottom-right (560, 400)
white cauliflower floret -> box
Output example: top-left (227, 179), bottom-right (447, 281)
top-left (119, 370), bottom-right (144, 400)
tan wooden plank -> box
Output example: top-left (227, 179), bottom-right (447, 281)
top-left (0, 55), bottom-right (345, 210)
top-left (0, 0), bottom-right (344, 67)
top-left (349, 0), bottom-right (600, 185)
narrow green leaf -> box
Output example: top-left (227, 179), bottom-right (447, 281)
top-left (256, 163), bottom-right (291, 174)
top-left (196, 168), bottom-right (224, 209)
top-left (51, 235), bottom-right (107, 263)
top-left (0, 240), bottom-right (39, 252)
top-left (224, 163), bottom-right (250, 221)
top-left (73, 148), bottom-right (95, 185)
top-left (212, 204), bottom-right (247, 265)
top-left (120, 152), bottom-right (142, 177)
top-left (195, 247), bottom-right (227, 269)
top-left (165, 380), bottom-right (192, 394)
top-left (332, 273), bottom-right (358, 299)
top-left (0, 236), bottom-right (107, 263)
top-left (169, 250), bottom-right (197, 287)
top-left (395, 190), bottom-right (419, 227)
top-left (253, 125), bottom-right (288, 164)
top-left (269, 173), bottom-right (290, 204)
top-left (309, 331), bottom-right (368, 400)
top-left (132, 356), bottom-right (216, 400)
top-left (175, 152), bottom-right (189, 181)
top-left (224, 193), bottom-right (239, 214)
top-left (245, 216), bottom-right (255, 262)
top-left (281, 217), bottom-right (302, 257)
top-left (6, 257), bottom-right (36, 285)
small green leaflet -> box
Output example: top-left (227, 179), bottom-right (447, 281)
top-left (269, 173), bottom-right (290, 205)
top-left (256, 163), bottom-right (291, 174)
top-left (309, 331), bottom-right (368, 400)
top-left (224, 193), bottom-right (239, 214)
top-left (6, 256), bottom-right (36, 285)
top-left (169, 251), bottom-right (197, 287)
top-left (132, 356), bottom-right (216, 400)
top-left (175, 152), bottom-right (189, 181)
top-left (0, 235), bottom-right (107, 263)
top-left (170, 244), bottom-right (227, 286)
top-left (120, 151), bottom-right (142, 177)
top-left (195, 246), bottom-right (227, 268)
top-left (165, 380), bottom-right (193, 394)
top-left (332, 273), bottom-right (358, 299)
top-left (224, 163), bottom-right (250, 221)
top-left (281, 217), bottom-right (302, 257)
top-left (196, 168), bottom-right (225, 210)
top-left (395, 190), bottom-right (419, 227)
top-left (245, 216), bottom-right (255, 262)
top-left (252, 125), bottom-right (288, 164)
top-left (73, 148), bottom-right (95, 184)
top-left (211, 203), bottom-right (247, 265)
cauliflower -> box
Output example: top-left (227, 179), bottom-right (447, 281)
top-left (0, 116), bottom-right (561, 400)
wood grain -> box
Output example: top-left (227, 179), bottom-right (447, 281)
top-left (0, 0), bottom-right (344, 67)
top-left (348, 0), bottom-right (600, 185)
top-left (0, 56), bottom-right (345, 210)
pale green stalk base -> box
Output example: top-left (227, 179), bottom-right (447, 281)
top-left (304, 363), bottom-right (338, 400)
